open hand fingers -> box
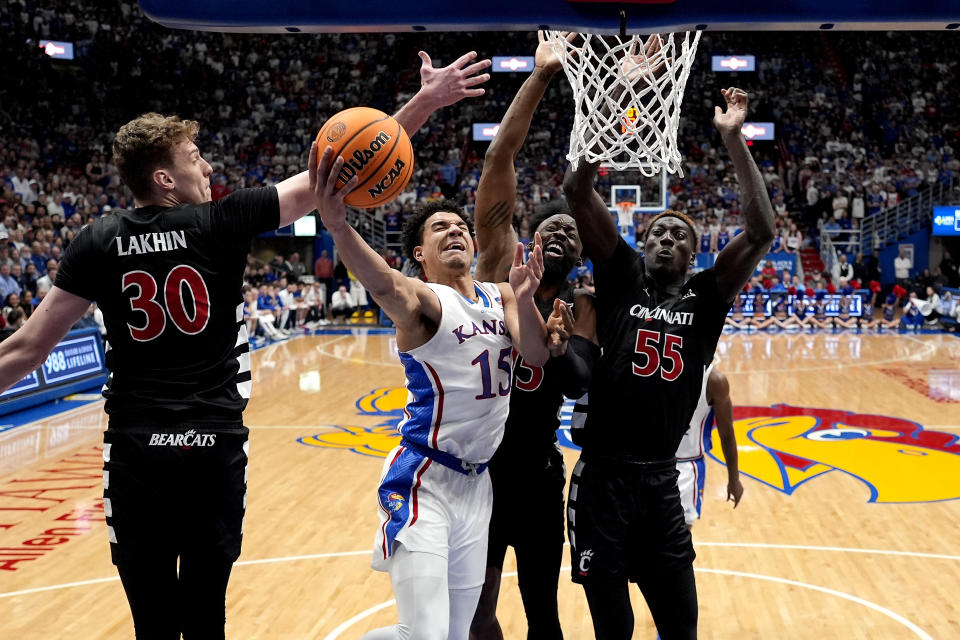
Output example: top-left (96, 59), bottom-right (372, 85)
top-left (462, 59), bottom-right (492, 78)
top-left (451, 50), bottom-right (478, 70)
top-left (513, 241), bottom-right (524, 269)
top-left (322, 154), bottom-right (344, 197)
top-left (560, 299), bottom-right (575, 331)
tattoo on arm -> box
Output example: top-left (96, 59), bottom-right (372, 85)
top-left (479, 200), bottom-right (513, 229)
top-left (532, 68), bottom-right (555, 84)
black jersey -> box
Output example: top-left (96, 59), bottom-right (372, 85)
top-left (583, 237), bottom-right (731, 460)
top-left (55, 188), bottom-right (280, 423)
top-left (497, 283), bottom-right (578, 459)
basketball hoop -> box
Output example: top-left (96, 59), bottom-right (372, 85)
top-left (546, 30), bottom-right (701, 177)
top-left (615, 201), bottom-right (636, 229)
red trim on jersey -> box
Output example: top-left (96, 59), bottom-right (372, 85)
top-left (389, 446), bottom-right (404, 467)
top-left (409, 459), bottom-right (432, 526)
top-left (423, 361), bottom-right (444, 448)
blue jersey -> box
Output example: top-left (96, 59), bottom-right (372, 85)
top-left (700, 233), bottom-right (712, 253)
top-left (716, 230), bottom-right (730, 251)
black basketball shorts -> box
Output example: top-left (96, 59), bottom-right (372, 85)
top-left (486, 443), bottom-right (566, 569)
top-left (102, 423), bottom-right (249, 566)
top-left (567, 453), bottom-right (694, 584)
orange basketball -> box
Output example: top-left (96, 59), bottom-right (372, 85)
top-left (315, 107), bottom-right (414, 208)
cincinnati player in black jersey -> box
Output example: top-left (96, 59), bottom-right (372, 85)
top-left (469, 32), bottom-right (598, 640)
top-left (563, 86), bottom-right (775, 640)
top-left (0, 52), bottom-right (491, 639)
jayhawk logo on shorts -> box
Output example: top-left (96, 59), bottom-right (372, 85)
top-left (297, 387), bottom-right (406, 458)
top-left (386, 492), bottom-right (405, 511)
top-left (708, 404), bottom-right (960, 503)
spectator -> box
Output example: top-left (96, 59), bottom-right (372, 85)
top-left (330, 285), bottom-right (354, 323)
top-left (760, 260), bottom-right (777, 288)
top-left (0, 308), bottom-right (25, 341)
top-left (784, 223), bottom-right (803, 254)
top-left (2, 292), bottom-right (21, 319)
top-left (938, 250), bottom-right (958, 287)
top-left (832, 253), bottom-right (854, 284)
top-left (288, 252), bottom-right (307, 279)
top-left (19, 290), bottom-right (34, 318)
top-left (36, 265), bottom-right (57, 292)
top-left (0, 263), bottom-right (20, 299)
top-left (314, 249), bottom-right (334, 302)
top-left (894, 248), bottom-right (912, 286)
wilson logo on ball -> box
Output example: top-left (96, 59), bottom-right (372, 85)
top-left (338, 131), bottom-right (391, 183)
top-left (316, 106), bottom-right (414, 208)
top-left (326, 122), bottom-right (347, 143)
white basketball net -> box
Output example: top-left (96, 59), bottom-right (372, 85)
top-left (546, 31), bottom-right (701, 177)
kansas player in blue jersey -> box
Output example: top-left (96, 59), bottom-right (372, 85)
top-left (675, 365), bottom-right (742, 528)
top-left (564, 80), bottom-right (775, 640)
top-left (310, 141), bottom-right (554, 640)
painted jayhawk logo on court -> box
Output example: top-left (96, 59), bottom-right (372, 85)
top-left (297, 387), bottom-right (406, 457)
top-left (709, 405), bottom-right (960, 503)
top-left (300, 390), bottom-right (960, 504)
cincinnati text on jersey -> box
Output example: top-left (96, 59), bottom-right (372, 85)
top-left (116, 230), bottom-right (188, 256)
top-left (628, 304), bottom-right (695, 326)
top-left (148, 429), bottom-right (217, 447)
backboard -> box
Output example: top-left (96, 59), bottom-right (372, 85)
top-left (139, 0), bottom-right (960, 33)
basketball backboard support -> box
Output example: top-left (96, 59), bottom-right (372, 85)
top-left (139, 0), bottom-right (960, 33)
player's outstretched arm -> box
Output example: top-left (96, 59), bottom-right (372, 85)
top-left (562, 160), bottom-right (618, 263)
top-left (0, 287), bottom-right (93, 393)
top-left (709, 368), bottom-right (743, 508)
top-left (309, 143), bottom-right (437, 334)
top-left (276, 51), bottom-right (490, 229)
top-left (475, 32), bottom-right (574, 282)
top-left (501, 235), bottom-right (550, 367)
top-left (712, 88), bottom-right (776, 302)
top-left (393, 50), bottom-right (492, 136)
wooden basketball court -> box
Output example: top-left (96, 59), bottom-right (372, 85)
top-left (1, 329), bottom-right (959, 639)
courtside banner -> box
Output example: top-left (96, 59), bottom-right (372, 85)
top-left (0, 328), bottom-right (108, 415)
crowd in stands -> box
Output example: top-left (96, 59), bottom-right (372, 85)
top-left (2, 0), bottom-right (959, 341)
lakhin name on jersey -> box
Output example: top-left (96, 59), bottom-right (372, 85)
top-left (116, 230), bottom-right (188, 256)
top-left (629, 304), bottom-right (694, 326)
top-left (148, 428), bottom-right (216, 447)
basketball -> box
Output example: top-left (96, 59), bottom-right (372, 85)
top-left (315, 107), bottom-right (414, 208)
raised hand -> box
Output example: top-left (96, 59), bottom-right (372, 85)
top-left (308, 142), bottom-right (359, 234)
top-left (509, 232), bottom-right (544, 303)
top-left (536, 31), bottom-right (578, 76)
top-left (417, 50), bottom-right (492, 108)
top-left (713, 87), bottom-right (749, 138)
top-left (620, 33), bottom-right (670, 88)
top-left (546, 298), bottom-right (575, 357)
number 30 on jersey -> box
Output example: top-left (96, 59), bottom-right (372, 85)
top-left (122, 266), bottom-right (210, 341)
